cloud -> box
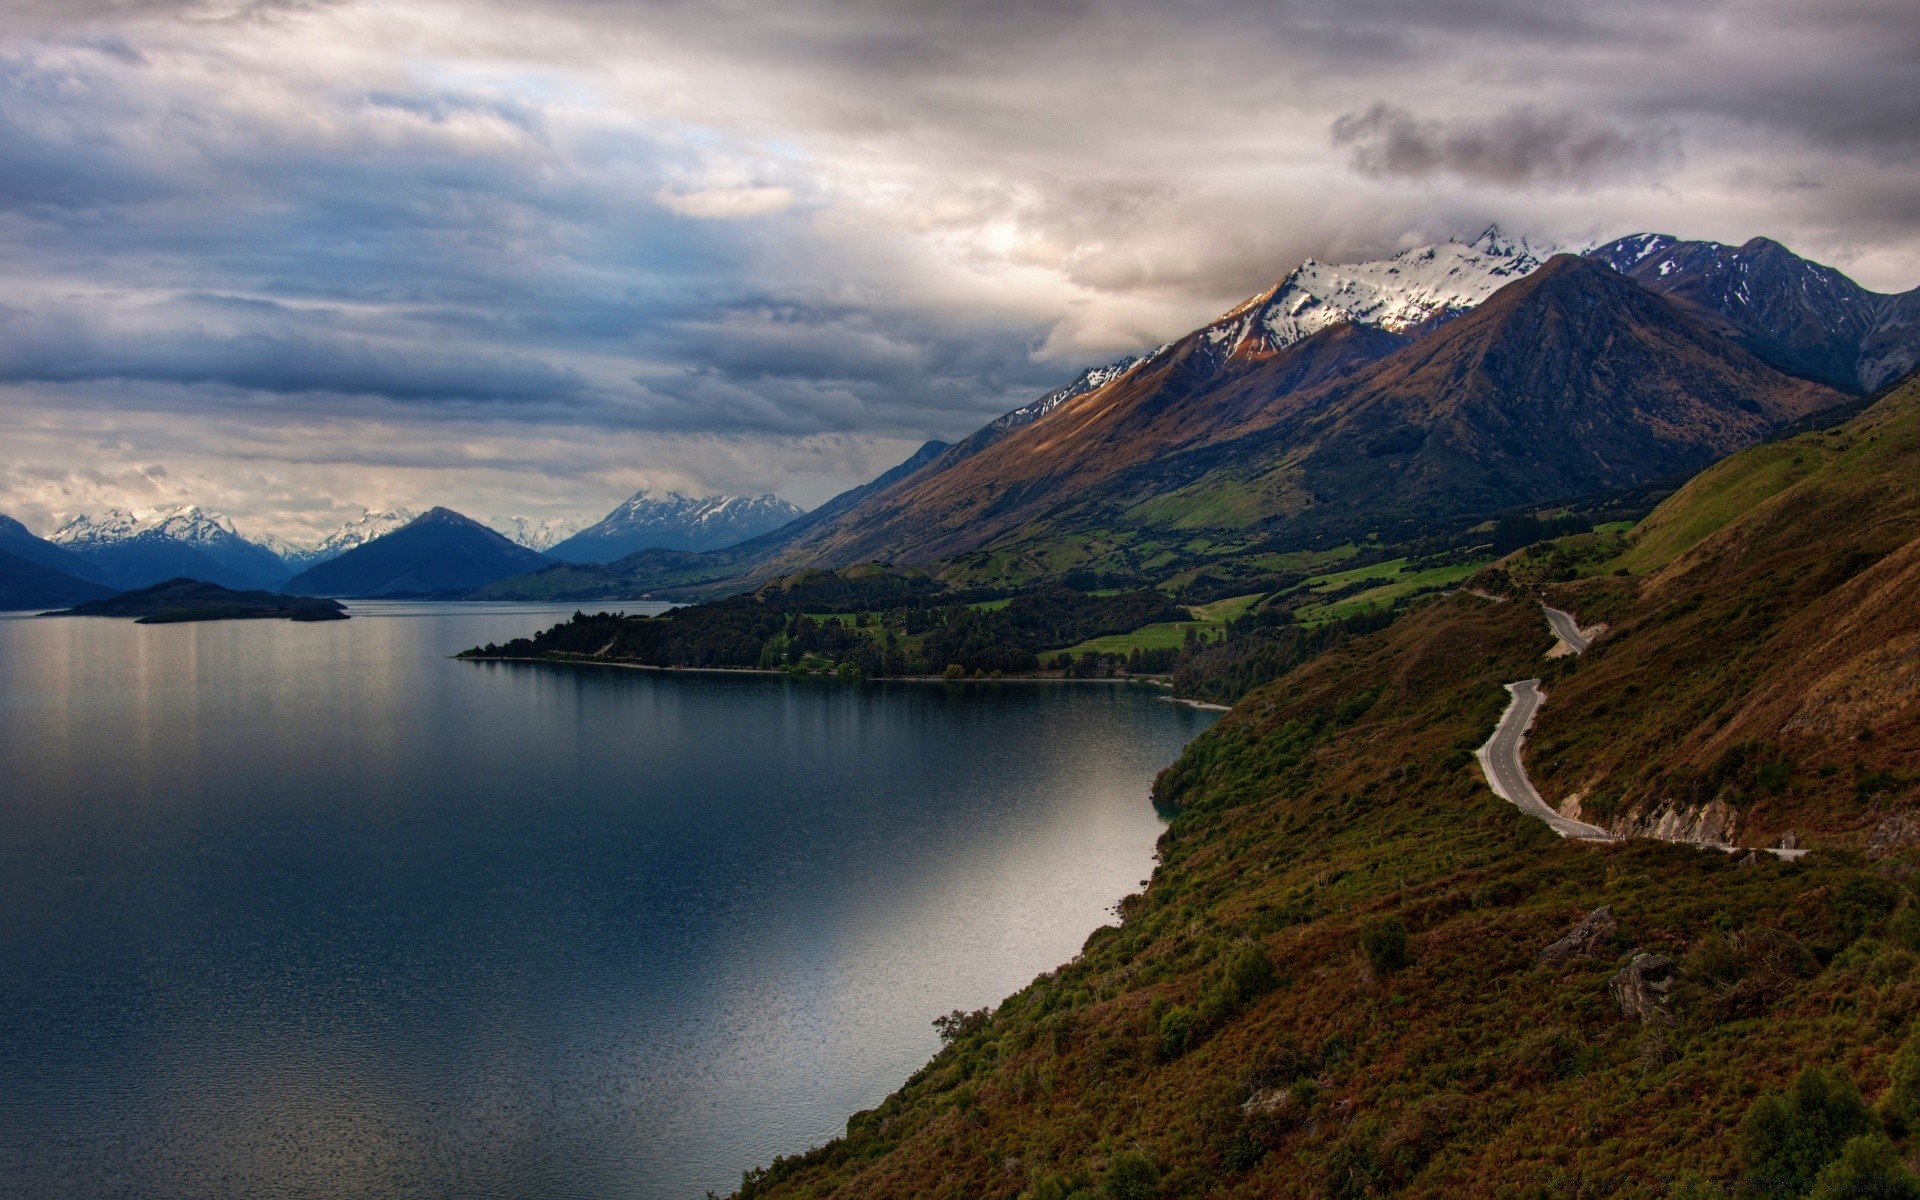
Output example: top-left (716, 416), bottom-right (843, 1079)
top-left (656, 185), bottom-right (796, 219)
top-left (1330, 103), bottom-right (1675, 189)
top-left (0, 0), bottom-right (1915, 534)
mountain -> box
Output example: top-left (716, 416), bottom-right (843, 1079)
top-left (0, 546), bottom-right (114, 609)
top-left (732, 374), bottom-right (1920, 1200)
top-left (49, 505), bottom-right (290, 590)
top-left (283, 507), bottom-right (551, 596)
top-left (1587, 233), bottom-right (1920, 391)
top-left (0, 513), bottom-right (114, 585)
top-left (548, 491), bottom-right (806, 562)
top-left (264, 509), bottom-right (422, 568)
top-left (754, 254), bottom-right (1842, 580)
top-left (489, 514), bottom-right (588, 553)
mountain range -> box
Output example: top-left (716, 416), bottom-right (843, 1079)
top-left (284, 508), bottom-right (554, 597)
top-left (489, 227), bottom-right (1901, 602)
top-left (6, 227), bottom-right (1914, 611)
top-left (548, 491), bottom-right (805, 561)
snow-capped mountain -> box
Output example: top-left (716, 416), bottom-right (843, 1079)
top-left (1195, 224), bottom-right (1558, 358)
top-left (490, 514), bottom-right (588, 553)
top-left (549, 491), bottom-right (806, 562)
top-left (975, 226), bottom-right (1558, 441)
top-left (1586, 233), bottom-right (1920, 391)
top-left (258, 509), bottom-right (420, 567)
top-left (50, 504), bottom-right (290, 590)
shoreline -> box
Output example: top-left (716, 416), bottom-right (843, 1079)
top-left (456, 654), bottom-right (1177, 687)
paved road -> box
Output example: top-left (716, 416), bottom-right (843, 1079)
top-left (1542, 605), bottom-right (1590, 653)
top-left (1476, 679), bottom-right (1616, 841)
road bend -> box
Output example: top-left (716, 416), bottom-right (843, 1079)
top-left (1476, 679), bottom-right (1617, 841)
top-left (1542, 605), bottom-right (1590, 653)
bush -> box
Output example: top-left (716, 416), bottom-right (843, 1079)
top-left (1101, 1150), bottom-right (1160, 1200)
top-left (1738, 1069), bottom-right (1876, 1199)
top-left (1883, 1026), bottom-right (1920, 1133)
top-left (1665, 1170), bottom-right (1728, 1199)
top-left (1158, 1005), bottom-right (1196, 1059)
top-left (1359, 918), bottom-right (1410, 978)
top-left (1228, 945), bottom-right (1277, 1003)
top-left (1805, 1135), bottom-right (1920, 1200)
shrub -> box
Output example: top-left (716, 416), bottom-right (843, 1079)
top-left (1360, 918), bottom-right (1411, 978)
top-left (1738, 1068), bottom-right (1875, 1199)
top-left (1101, 1150), bottom-right (1159, 1200)
top-left (1228, 945), bottom-right (1277, 1003)
top-left (1666, 1171), bottom-right (1728, 1199)
top-left (1159, 1005), bottom-right (1196, 1059)
top-left (1883, 1025), bottom-right (1920, 1133)
top-left (1805, 1135), bottom-right (1920, 1200)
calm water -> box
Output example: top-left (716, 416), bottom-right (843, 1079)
top-left (0, 602), bottom-right (1214, 1200)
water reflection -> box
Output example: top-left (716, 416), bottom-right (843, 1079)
top-left (0, 603), bottom-right (1214, 1199)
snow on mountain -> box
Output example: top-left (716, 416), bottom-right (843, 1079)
top-left (489, 514), bottom-right (588, 552)
top-left (990, 356), bottom-right (1144, 434)
top-left (990, 226), bottom-right (1559, 437)
top-left (313, 509), bottom-right (420, 560)
top-left (49, 504), bottom-right (289, 589)
top-left (1226, 224), bottom-right (1558, 353)
top-left (51, 505), bottom-right (246, 548)
top-left (549, 491), bottom-right (806, 561)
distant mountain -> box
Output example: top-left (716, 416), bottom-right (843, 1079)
top-left (283, 507), bottom-right (551, 596)
top-left (49, 505), bottom-right (289, 590)
top-left (751, 254), bottom-right (1842, 575)
top-left (549, 491), bottom-right (805, 562)
top-left (0, 546), bottom-right (114, 610)
top-left (476, 442), bottom-right (955, 601)
top-left (1587, 234), bottom-right (1920, 391)
top-left (0, 513), bottom-right (114, 585)
top-left (490, 514), bottom-right (588, 553)
top-left (265, 509), bottom-right (422, 568)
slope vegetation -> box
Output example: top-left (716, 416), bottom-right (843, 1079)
top-left (1506, 373), bottom-right (1920, 848)
top-left (733, 585), bottom-right (1920, 1199)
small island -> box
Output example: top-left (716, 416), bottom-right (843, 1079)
top-left (43, 578), bottom-right (350, 624)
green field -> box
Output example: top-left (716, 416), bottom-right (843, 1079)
top-left (1057, 592), bottom-right (1264, 657)
top-left (1291, 558), bottom-right (1491, 624)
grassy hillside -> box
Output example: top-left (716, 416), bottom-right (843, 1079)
top-left (1510, 375), bottom-right (1920, 848)
top-left (730, 376), bottom-right (1920, 1200)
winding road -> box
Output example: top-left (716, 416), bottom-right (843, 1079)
top-left (1476, 678), bottom-right (1616, 841)
top-left (1542, 605), bottom-right (1590, 653)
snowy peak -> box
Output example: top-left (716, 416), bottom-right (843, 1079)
top-left (549, 490), bottom-right (806, 561)
top-left (52, 504), bottom-right (246, 549)
top-left (490, 514), bottom-right (587, 552)
top-left (315, 509), bottom-right (419, 558)
top-left (1246, 232), bottom-right (1554, 352)
top-left (969, 227), bottom-right (1561, 449)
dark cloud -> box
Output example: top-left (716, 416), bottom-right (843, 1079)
top-left (1331, 104), bottom-right (1674, 188)
top-left (0, 0), bottom-right (1915, 532)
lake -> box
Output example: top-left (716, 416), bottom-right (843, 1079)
top-left (0, 602), bottom-right (1216, 1199)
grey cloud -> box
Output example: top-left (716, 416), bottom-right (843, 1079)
top-left (1331, 103), bottom-right (1675, 189)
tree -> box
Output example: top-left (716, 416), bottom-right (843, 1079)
top-left (1738, 1069), bottom-right (1876, 1199)
top-left (1806, 1136), bottom-right (1920, 1200)
top-left (1884, 1025), bottom-right (1920, 1133)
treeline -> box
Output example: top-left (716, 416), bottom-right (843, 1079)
top-left (461, 570), bottom-right (1189, 677)
top-left (1168, 607), bottom-right (1398, 706)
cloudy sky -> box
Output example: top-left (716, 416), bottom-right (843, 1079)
top-left (2, 0), bottom-right (1916, 541)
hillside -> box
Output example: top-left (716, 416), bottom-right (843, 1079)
top-left (730, 378), bottom-right (1920, 1199)
top-left (1505, 371), bottom-right (1920, 849)
top-left (285, 507), bottom-right (550, 596)
top-left (0, 546), bottom-right (114, 609)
